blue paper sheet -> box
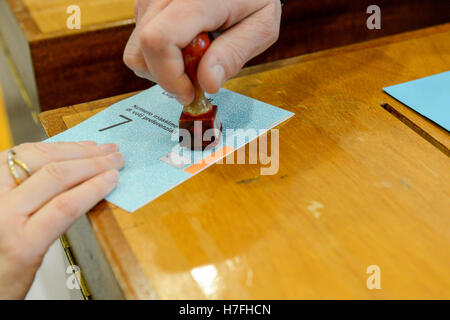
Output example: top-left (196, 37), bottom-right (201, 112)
top-left (383, 71), bottom-right (450, 131)
top-left (46, 86), bottom-right (294, 212)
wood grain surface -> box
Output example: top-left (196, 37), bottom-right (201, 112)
top-left (7, 0), bottom-right (134, 40)
top-left (40, 25), bottom-right (450, 299)
top-left (23, 0), bottom-right (134, 34)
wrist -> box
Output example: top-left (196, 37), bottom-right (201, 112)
top-left (0, 254), bottom-right (40, 299)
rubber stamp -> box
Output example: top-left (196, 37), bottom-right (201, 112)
top-left (179, 33), bottom-right (222, 150)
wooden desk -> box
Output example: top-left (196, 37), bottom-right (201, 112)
top-left (0, 0), bottom-right (145, 112)
top-left (40, 24), bottom-right (450, 299)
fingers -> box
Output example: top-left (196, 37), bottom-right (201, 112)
top-left (0, 142), bottom-right (119, 194)
top-left (198, 1), bottom-right (281, 93)
top-left (125, 0), bottom-right (280, 103)
top-left (5, 153), bottom-right (125, 216)
top-left (124, 28), bottom-right (153, 80)
top-left (146, 0), bottom-right (267, 48)
top-left (24, 169), bottom-right (120, 253)
top-left (139, 26), bottom-right (195, 105)
top-left (135, 0), bottom-right (270, 104)
top-left (135, 0), bottom-right (171, 24)
top-left (124, 0), bottom-right (172, 80)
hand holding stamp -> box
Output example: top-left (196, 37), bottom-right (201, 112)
top-left (179, 33), bottom-right (222, 150)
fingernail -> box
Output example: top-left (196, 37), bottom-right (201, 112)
top-left (107, 152), bottom-right (124, 163)
top-left (104, 170), bottom-right (119, 184)
top-left (79, 141), bottom-right (97, 146)
top-left (211, 64), bottom-right (226, 88)
top-left (100, 143), bottom-right (119, 153)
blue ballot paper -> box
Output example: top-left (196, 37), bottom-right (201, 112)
top-left (47, 86), bottom-right (294, 212)
top-left (383, 71), bottom-right (450, 131)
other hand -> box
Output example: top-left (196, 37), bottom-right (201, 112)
top-left (0, 141), bottom-right (124, 299)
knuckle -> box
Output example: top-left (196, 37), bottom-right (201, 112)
top-left (124, 47), bottom-right (152, 78)
top-left (92, 156), bottom-right (108, 172)
top-left (123, 50), bottom-right (146, 76)
top-left (15, 142), bottom-right (33, 151)
top-left (259, 2), bottom-right (281, 44)
top-left (134, 0), bottom-right (142, 17)
top-left (266, 23), bottom-right (280, 44)
top-left (123, 50), bottom-right (135, 69)
top-left (226, 44), bottom-right (248, 75)
top-left (134, 0), bottom-right (150, 10)
top-left (33, 142), bottom-right (53, 155)
top-left (256, 20), bottom-right (279, 48)
top-left (43, 162), bottom-right (68, 188)
top-left (75, 143), bottom-right (98, 158)
top-left (83, 146), bottom-right (100, 159)
top-left (27, 142), bottom-right (52, 162)
top-left (260, 9), bottom-right (280, 41)
top-left (88, 179), bottom-right (108, 200)
top-left (124, 30), bottom-right (140, 68)
top-left (175, 0), bottom-right (207, 19)
top-left (53, 195), bottom-right (79, 219)
top-left (139, 26), bottom-right (165, 52)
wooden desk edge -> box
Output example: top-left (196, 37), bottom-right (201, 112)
top-left (39, 92), bottom-right (135, 137)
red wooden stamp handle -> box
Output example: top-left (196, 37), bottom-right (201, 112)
top-left (179, 33), bottom-right (222, 150)
top-left (183, 32), bottom-right (211, 86)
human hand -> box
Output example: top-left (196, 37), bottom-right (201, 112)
top-left (0, 141), bottom-right (124, 299)
top-left (124, 0), bottom-right (281, 105)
